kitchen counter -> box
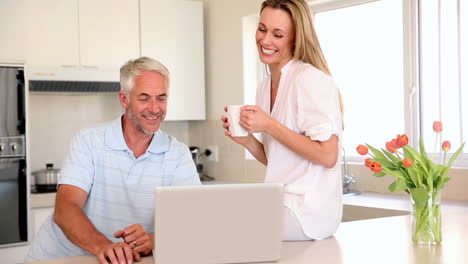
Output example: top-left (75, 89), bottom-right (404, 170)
top-left (23, 212), bottom-right (468, 264)
top-left (31, 188), bottom-right (468, 214)
top-left (30, 192), bottom-right (56, 209)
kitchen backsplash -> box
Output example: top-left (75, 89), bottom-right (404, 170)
top-left (188, 120), bottom-right (266, 183)
top-left (28, 93), bottom-right (190, 173)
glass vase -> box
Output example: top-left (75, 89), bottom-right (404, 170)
top-left (410, 190), bottom-right (442, 245)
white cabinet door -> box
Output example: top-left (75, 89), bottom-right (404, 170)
top-left (141, 0), bottom-right (206, 120)
top-left (0, 0), bottom-right (27, 63)
top-left (25, 0), bottom-right (79, 67)
top-left (0, 207), bottom-right (53, 264)
top-left (79, 0), bottom-right (140, 71)
top-left (0, 245), bottom-right (29, 264)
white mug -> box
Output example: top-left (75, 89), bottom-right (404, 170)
top-left (227, 105), bottom-right (248, 137)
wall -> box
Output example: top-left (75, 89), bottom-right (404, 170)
top-left (188, 0), bottom-right (266, 183)
top-left (28, 93), bottom-right (190, 173)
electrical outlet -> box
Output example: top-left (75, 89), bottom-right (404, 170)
top-left (207, 145), bottom-right (218, 162)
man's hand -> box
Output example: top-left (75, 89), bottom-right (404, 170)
top-left (114, 224), bottom-right (154, 256)
top-left (96, 242), bottom-right (140, 264)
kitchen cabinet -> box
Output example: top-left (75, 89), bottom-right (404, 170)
top-left (0, 207), bottom-right (54, 264)
top-left (25, 0), bottom-right (80, 67)
top-left (26, 0), bottom-right (139, 77)
top-left (78, 0), bottom-right (140, 70)
top-left (23, 0), bottom-right (205, 120)
top-left (140, 0), bottom-right (206, 120)
top-left (0, 0), bottom-right (27, 63)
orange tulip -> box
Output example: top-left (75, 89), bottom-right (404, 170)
top-left (442, 141), bottom-right (451, 152)
top-left (370, 161), bottom-right (382, 173)
top-left (396, 134), bottom-right (409, 148)
top-left (402, 158), bottom-right (413, 167)
top-left (365, 158), bottom-right (372, 168)
top-left (433, 121), bottom-right (443, 133)
top-left (386, 141), bottom-right (397, 153)
top-left (356, 144), bottom-right (368, 155)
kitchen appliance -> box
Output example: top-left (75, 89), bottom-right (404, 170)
top-left (26, 66), bottom-right (120, 93)
top-left (0, 66), bottom-right (28, 247)
top-left (189, 146), bottom-right (214, 181)
top-left (32, 163), bottom-right (60, 193)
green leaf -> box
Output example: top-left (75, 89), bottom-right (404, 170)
top-left (428, 164), bottom-right (444, 190)
top-left (374, 158), bottom-right (396, 169)
top-left (373, 172), bottom-right (386, 177)
top-left (382, 149), bottom-right (402, 165)
top-left (446, 143), bottom-right (465, 169)
top-left (366, 144), bottom-right (389, 161)
top-left (410, 188), bottom-right (429, 209)
top-left (388, 178), bottom-right (407, 192)
top-left (383, 168), bottom-right (405, 179)
top-left (403, 145), bottom-right (429, 175)
top-left (427, 172), bottom-right (433, 191)
top-left (436, 177), bottom-right (452, 190)
top-left (419, 136), bottom-right (428, 159)
top-left (406, 167), bottom-right (420, 187)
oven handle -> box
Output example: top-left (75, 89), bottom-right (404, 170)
top-left (18, 158), bottom-right (28, 241)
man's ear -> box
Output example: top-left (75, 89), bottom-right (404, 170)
top-left (118, 91), bottom-right (129, 109)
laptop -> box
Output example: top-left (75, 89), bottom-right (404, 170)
top-left (154, 183), bottom-right (283, 264)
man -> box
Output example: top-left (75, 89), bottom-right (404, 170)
top-left (26, 57), bottom-right (200, 264)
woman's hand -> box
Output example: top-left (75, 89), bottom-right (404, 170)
top-left (239, 105), bottom-right (274, 134)
top-left (114, 224), bottom-right (153, 256)
top-left (221, 106), bottom-right (251, 146)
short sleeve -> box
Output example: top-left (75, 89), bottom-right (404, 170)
top-left (169, 145), bottom-right (201, 186)
top-left (296, 67), bottom-right (342, 142)
top-left (58, 130), bottom-right (95, 193)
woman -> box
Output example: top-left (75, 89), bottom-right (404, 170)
top-left (221, 0), bottom-right (344, 241)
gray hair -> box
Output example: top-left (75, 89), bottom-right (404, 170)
top-left (120, 56), bottom-right (170, 95)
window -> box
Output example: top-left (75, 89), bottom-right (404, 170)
top-left (419, 0), bottom-right (467, 166)
top-left (313, 0), bottom-right (467, 167)
top-left (314, 0), bottom-right (405, 161)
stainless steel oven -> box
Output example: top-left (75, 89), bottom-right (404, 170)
top-left (0, 66), bottom-right (28, 247)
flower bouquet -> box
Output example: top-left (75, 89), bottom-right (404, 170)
top-left (356, 121), bottom-right (465, 245)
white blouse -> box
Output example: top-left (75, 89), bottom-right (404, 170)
top-left (256, 59), bottom-right (343, 240)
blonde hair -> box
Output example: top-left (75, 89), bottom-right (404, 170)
top-left (120, 56), bottom-right (170, 96)
top-left (260, 0), bottom-right (344, 115)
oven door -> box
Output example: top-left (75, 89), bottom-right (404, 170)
top-left (0, 157), bottom-right (27, 246)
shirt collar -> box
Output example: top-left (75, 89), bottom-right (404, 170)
top-left (280, 59), bottom-right (295, 75)
top-left (105, 116), bottom-right (170, 154)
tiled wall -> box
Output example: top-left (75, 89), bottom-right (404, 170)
top-left (189, 120), bottom-right (265, 183)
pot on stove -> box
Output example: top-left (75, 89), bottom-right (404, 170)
top-left (32, 163), bottom-right (60, 193)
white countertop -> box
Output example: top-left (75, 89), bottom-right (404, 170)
top-left (31, 186), bottom-right (468, 214)
top-left (343, 191), bottom-right (468, 214)
top-left (23, 212), bottom-right (468, 264)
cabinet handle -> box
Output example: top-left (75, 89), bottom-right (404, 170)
top-left (81, 65), bottom-right (98, 69)
top-left (60, 65), bottom-right (78, 68)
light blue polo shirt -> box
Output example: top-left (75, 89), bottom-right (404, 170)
top-left (26, 117), bottom-right (200, 261)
